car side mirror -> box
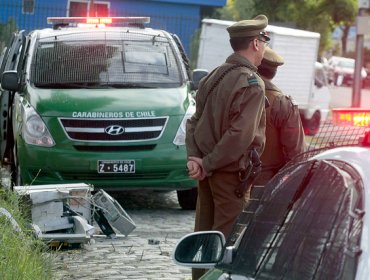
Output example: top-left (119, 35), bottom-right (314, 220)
top-left (1, 70), bottom-right (20, 92)
top-left (191, 69), bottom-right (208, 91)
top-left (172, 231), bottom-right (225, 269)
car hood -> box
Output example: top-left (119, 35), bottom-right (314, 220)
top-left (26, 86), bottom-right (190, 117)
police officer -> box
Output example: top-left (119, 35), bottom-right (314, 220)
top-left (254, 47), bottom-right (306, 185)
top-left (186, 14), bottom-right (270, 280)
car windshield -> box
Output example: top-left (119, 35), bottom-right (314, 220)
top-left (218, 158), bottom-right (364, 279)
top-left (30, 31), bottom-right (184, 88)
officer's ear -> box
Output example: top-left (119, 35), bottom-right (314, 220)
top-left (253, 38), bottom-right (259, 50)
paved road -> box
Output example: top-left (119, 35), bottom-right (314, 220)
top-left (53, 190), bottom-right (195, 280)
top-left (329, 85), bottom-right (370, 108)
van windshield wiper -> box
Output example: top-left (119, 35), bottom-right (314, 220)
top-left (34, 83), bottom-right (102, 89)
top-left (105, 83), bottom-right (157, 89)
top-left (34, 82), bottom-right (177, 89)
top-left (34, 82), bottom-right (157, 89)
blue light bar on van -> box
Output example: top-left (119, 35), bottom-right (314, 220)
top-left (47, 17), bottom-right (150, 26)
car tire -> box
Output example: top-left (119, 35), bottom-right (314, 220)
top-left (302, 111), bottom-right (321, 136)
top-left (11, 149), bottom-right (22, 187)
top-left (177, 188), bottom-right (197, 210)
top-left (11, 163), bottom-right (22, 187)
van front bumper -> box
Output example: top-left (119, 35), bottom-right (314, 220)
top-left (16, 141), bottom-right (196, 190)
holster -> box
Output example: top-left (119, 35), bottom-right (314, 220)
top-left (234, 148), bottom-right (262, 198)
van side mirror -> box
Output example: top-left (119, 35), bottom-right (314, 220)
top-left (191, 69), bottom-right (208, 91)
top-left (1, 71), bottom-right (20, 92)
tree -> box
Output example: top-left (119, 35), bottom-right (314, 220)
top-left (213, 0), bottom-right (256, 21)
top-left (0, 18), bottom-right (17, 51)
top-left (327, 0), bottom-right (357, 55)
top-left (254, 0), bottom-right (357, 56)
top-left (297, 0), bottom-right (357, 56)
top-left (214, 0), bottom-right (358, 57)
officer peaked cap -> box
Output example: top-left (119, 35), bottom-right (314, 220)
top-left (227, 14), bottom-right (269, 39)
top-left (261, 47), bottom-right (284, 68)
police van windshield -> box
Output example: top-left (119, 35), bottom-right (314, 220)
top-left (30, 31), bottom-right (184, 89)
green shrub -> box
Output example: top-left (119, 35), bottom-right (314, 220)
top-left (0, 17), bottom-right (17, 51)
top-left (0, 189), bottom-right (54, 280)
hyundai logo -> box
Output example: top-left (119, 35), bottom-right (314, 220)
top-left (105, 125), bottom-right (125, 135)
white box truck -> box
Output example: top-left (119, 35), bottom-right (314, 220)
top-left (197, 18), bottom-right (331, 135)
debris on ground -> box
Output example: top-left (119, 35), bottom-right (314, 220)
top-left (13, 183), bottom-right (136, 247)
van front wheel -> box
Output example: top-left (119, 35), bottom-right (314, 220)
top-left (11, 164), bottom-right (22, 187)
top-left (177, 188), bottom-right (197, 210)
top-left (11, 148), bottom-right (22, 187)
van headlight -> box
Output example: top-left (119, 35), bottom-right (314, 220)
top-left (173, 100), bottom-right (195, 146)
top-left (22, 105), bottom-right (55, 147)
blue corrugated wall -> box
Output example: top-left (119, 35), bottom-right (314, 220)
top-left (0, 0), bottom-right (226, 56)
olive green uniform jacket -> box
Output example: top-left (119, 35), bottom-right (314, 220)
top-left (186, 53), bottom-right (266, 174)
top-left (254, 79), bottom-right (306, 185)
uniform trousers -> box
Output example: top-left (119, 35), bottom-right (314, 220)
top-left (192, 170), bottom-right (248, 280)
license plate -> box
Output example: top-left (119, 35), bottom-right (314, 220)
top-left (98, 160), bottom-right (135, 174)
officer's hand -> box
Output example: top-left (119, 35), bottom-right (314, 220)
top-left (187, 160), bottom-right (199, 175)
top-left (188, 156), bottom-right (207, 180)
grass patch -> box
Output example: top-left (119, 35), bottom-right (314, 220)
top-left (0, 188), bottom-right (55, 280)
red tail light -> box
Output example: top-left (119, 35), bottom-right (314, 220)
top-left (332, 108), bottom-right (370, 127)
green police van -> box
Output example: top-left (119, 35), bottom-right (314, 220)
top-left (0, 17), bottom-right (207, 209)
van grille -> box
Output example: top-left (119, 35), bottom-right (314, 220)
top-left (73, 145), bottom-right (156, 152)
top-left (59, 117), bottom-right (168, 142)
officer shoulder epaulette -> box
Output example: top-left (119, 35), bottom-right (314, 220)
top-left (286, 94), bottom-right (298, 106)
top-left (247, 73), bottom-right (259, 86)
top-left (207, 64), bottom-right (259, 100)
